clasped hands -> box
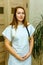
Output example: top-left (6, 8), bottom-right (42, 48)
top-left (19, 52), bottom-right (31, 61)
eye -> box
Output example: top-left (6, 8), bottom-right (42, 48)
top-left (17, 12), bottom-right (25, 14)
top-left (17, 12), bottom-right (21, 14)
top-left (22, 12), bottom-right (25, 14)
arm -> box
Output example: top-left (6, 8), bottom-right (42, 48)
top-left (4, 37), bottom-right (25, 61)
top-left (29, 35), bottom-right (34, 54)
top-left (23, 35), bottom-right (34, 59)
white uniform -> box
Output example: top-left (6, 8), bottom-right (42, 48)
top-left (2, 24), bottom-right (35, 65)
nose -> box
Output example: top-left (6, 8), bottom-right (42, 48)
top-left (20, 13), bottom-right (23, 15)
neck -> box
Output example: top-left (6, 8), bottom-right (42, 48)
top-left (18, 21), bottom-right (23, 25)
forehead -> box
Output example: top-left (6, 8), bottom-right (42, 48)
top-left (16, 8), bottom-right (24, 12)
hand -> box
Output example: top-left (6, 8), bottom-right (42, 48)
top-left (22, 52), bottom-right (31, 60)
top-left (19, 57), bottom-right (26, 61)
top-left (22, 55), bottom-right (29, 60)
top-left (16, 54), bottom-right (26, 61)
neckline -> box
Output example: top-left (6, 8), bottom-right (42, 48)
top-left (18, 24), bottom-right (24, 27)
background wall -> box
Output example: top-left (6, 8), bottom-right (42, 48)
top-left (29, 0), bottom-right (43, 28)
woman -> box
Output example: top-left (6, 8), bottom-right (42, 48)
top-left (2, 6), bottom-right (35, 65)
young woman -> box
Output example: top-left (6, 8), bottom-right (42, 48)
top-left (2, 6), bottom-right (35, 65)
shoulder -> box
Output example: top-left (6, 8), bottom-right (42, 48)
top-left (5, 25), bottom-right (12, 30)
top-left (27, 22), bottom-right (32, 28)
top-left (27, 22), bottom-right (34, 28)
top-left (2, 25), bottom-right (12, 33)
top-left (6, 25), bottom-right (12, 28)
top-left (27, 22), bottom-right (33, 27)
top-left (2, 25), bottom-right (12, 41)
top-left (27, 23), bottom-right (35, 36)
top-left (27, 23), bottom-right (35, 32)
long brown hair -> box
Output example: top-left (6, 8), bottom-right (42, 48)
top-left (10, 6), bottom-right (28, 29)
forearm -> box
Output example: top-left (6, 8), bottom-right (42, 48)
top-left (23, 36), bottom-right (34, 59)
top-left (4, 39), bottom-right (23, 61)
top-left (5, 45), bottom-right (22, 60)
top-left (29, 36), bottom-right (34, 54)
top-left (5, 43), bottom-right (20, 59)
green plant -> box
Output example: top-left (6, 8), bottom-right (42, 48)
top-left (32, 15), bottom-right (43, 58)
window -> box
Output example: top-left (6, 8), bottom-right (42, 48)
top-left (0, 7), bottom-right (4, 14)
top-left (11, 8), bottom-right (15, 14)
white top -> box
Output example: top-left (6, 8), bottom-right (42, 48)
top-left (2, 24), bottom-right (35, 65)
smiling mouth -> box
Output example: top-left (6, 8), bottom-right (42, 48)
top-left (19, 17), bottom-right (24, 19)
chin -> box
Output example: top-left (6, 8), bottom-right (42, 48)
top-left (19, 19), bottom-right (24, 22)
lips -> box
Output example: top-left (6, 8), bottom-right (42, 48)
top-left (19, 17), bottom-right (23, 19)
top-left (19, 16), bottom-right (24, 19)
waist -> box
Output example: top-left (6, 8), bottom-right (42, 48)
top-left (12, 45), bottom-right (29, 56)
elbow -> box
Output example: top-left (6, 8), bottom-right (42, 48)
top-left (4, 41), bottom-right (10, 50)
top-left (4, 42), bottom-right (8, 51)
top-left (5, 42), bottom-right (7, 48)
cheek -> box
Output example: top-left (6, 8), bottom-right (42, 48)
top-left (16, 14), bottom-right (20, 19)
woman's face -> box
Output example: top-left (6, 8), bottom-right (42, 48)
top-left (16, 8), bottom-right (25, 22)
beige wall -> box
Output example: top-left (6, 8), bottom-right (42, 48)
top-left (0, 0), bottom-right (29, 36)
top-left (0, 0), bottom-right (5, 35)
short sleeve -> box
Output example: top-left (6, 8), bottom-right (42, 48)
top-left (28, 24), bottom-right (35, 37)
top-left (2, 25), bottom-right (12, 41)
